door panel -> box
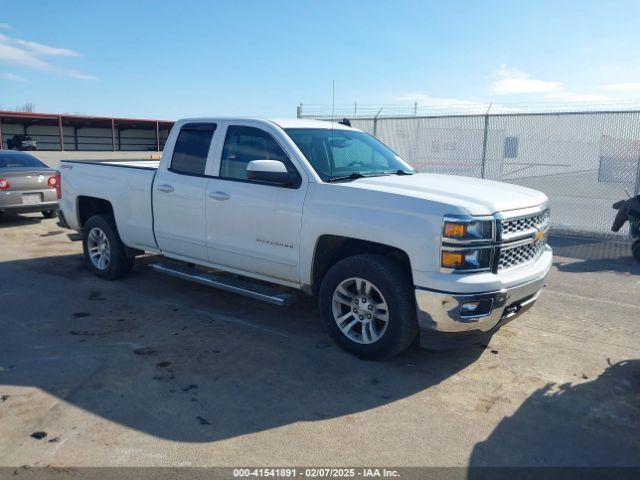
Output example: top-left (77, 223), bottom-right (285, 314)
top-left (153, 122), bottom-right (216, 261)
top-left (205, 124), bottom-right (305, 284)
top-left (153, 169), bottom-right (208, 260)
top-left (205, 178), bottom-right (305, 282)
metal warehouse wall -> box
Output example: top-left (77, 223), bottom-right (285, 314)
top-left (1, 123), bottom-right (171, 151)
top-left (0, 111), bottom-right (174, 152)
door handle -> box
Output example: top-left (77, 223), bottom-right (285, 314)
top-left (208, 191), bottom-right (230, 201)
top-left (156, 184), bottom-right (174, 193)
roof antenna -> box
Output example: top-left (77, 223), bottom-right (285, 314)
top-left (331, 80), bottom-right (335, 125)
top-left (329, 80), bottom-right (335, 180)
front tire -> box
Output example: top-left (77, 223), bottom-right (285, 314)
top-left (41, 210), bottom-right (56, 219)
top-left (319, 254), bottom-right (418, 360)
top-left (82, 214), bottom-right (134, 280)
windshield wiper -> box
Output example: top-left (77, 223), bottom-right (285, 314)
top-left (327, 172), bottom-right (390, 182)
top-left (383, 169), bottom-right (414, 175)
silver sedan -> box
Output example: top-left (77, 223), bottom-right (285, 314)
top-left (0, 151), bottom-right (59, 218)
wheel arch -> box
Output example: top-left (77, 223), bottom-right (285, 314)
top-left (310, 234), bottom-right (413, 295)
top-left (76, 196), bottom-right (114, 228)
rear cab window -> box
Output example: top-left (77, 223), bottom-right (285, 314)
top-left (169, 123), bottom-right (217, 176)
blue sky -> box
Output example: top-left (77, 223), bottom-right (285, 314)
top-left (1, 0), bottom-right (640, 119)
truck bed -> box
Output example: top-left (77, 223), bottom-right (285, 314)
top-left (59, 159), bottom-right (159, 252)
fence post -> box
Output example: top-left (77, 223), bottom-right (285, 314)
top-left (635, 156), bottom-right (640, 196)
top-left (296, 103), bottom-right (303, 118)
top-left (480, 104), bottom-right (492, 179)
top-left (373, 107), bottom-right (383, 137)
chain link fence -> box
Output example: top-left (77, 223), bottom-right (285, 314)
top-left (300, 108), bottom-right (640, 238)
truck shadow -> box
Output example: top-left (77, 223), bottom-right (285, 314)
top-left (0, 213), bottom-right (45, 228)
top-left (0, 253), bottom-right (486, 443)
top-left (468, 359), bottom-right (640, 470)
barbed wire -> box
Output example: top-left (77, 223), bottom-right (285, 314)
top-left (297, 99), bottom-right (640, 118)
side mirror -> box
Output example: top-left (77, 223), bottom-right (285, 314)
top-left (246, 160), bottom-right (300, 187)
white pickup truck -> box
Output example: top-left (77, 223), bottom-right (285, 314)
top-left (58, 117), bottom-right (552, 359)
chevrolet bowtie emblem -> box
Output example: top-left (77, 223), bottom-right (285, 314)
top-left (534, 228), bottom-right (545, 242)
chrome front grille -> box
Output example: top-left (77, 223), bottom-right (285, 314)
top-left (497, 239), bottom-right (545, 270)
top-left (500, 209), bottom-right (550, 241)
top-left (495, 208), bottom-right (549, 271)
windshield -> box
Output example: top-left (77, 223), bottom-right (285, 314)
top-left (284, 128), bottom-right (413, 181)
top-left (0, 152), bottom-right (47, 169)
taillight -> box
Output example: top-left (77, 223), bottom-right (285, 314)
top-left (48, 172), bottom-right (61, 199)
top-left (0, 178), bottom-right (10, 190)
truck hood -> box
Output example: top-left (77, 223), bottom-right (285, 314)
top-left (337, 173), bottom-right (547, 216)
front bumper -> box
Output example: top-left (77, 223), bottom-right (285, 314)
top-left (415, 246), bottom-right (552, 343)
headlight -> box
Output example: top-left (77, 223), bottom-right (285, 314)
top-left (443, 219), bottom-right (494, 242)
top-left (441, 247), bottom-right (493, 271)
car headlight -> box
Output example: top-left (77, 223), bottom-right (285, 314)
top-left (441, 247), bottom-right (493, 271)
top-left (443, 219), bottom-right (494, 242)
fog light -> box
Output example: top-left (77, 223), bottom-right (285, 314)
top-left (460, 299), bottom-right (493, 317)
top-left (461, 302), bottom-right (480, 312)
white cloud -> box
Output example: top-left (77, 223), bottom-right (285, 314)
top-left (394, 93), bottom-right (522, 114)
top-left (393, 66), bottom-right (635, 114)
top-left (599, 82), bottom-right (640, 92)
top-left (0, 31), bottom-right (95, 80)
top-left (544, 91), bottom-right (611, 102)
top-left (67, 71), bottom-right (99, 81)
top-left (0, 42), bottom-right (49, 68)
top-left (490, 65), bottom-right (625, 106)
top-left (14, 38), bottom-right (79, 57)
top-left (394, 92), bottom-right (486, 110)
top-left (0, 72), bottom-right (27, 81)
top-left (492, 65), bottom-right (563, 94)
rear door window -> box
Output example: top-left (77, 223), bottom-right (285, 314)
top-left (169, 123), bottom-right (216, 176)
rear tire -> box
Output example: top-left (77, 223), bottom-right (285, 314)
top-left (41, 210), bottom-right (56, 219)
top-left (82, 214), bottom-right (134, 280)
top-left (633, 240), bottom-right (640, 264)
top-left (319, 254), bottom-right (418, 360)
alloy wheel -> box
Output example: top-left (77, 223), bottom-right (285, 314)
top-left (331, 277), bottom-right (389, 344)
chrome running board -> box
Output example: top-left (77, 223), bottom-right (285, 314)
top-left (149, 262), bottom-right (296, 307)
